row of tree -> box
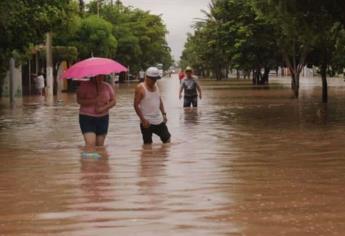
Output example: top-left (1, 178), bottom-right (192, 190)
top-left (0, 0), bottom-right (69, 95)
top-left (0, 0), bottom-right (173, 95)
top-left (180, 0), bottom-right (345, 102)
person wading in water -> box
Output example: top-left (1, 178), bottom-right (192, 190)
top-left (77, 75), bottom-right (116, 148)
top-left (179, 66), bottom-right (202, 108)
top-left (134, 67), bottom-right (171, 145)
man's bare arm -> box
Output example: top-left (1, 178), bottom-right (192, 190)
top-left (133, 85), bottom-right (146, 122)
top-left (179, 82), bottom-right (184, 99)
top-left (196, 82), bottom-right (202, 99)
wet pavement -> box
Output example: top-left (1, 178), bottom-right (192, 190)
top-left (1, 75), bottom-right (345, 235)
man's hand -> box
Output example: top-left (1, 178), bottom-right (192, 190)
top-left (163, 114), bottom-right (168, 123)
top-left (95, 95), bottom-right (104, 106)
top-left (199, 94), bottom-right (202, 100)
top-left (96, 105), bottom-right (107, 114)
top-left (141, 119), bottom-right (150, 128)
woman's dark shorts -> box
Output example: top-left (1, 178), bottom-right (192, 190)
top-left (79, 114), bottom-right (109, 135)
top-left (184, 96), bottom-right (198, 107)
top-left (140, 122), bottom-right (171, 144)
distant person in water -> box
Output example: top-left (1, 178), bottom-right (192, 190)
top-left (77, 75), bottom-right (116, 147)
top-left (178, 70), bottom-right (185, 84)
top-left (179, 66), bottom-right (202, 108)
top-left (134, 67), bottom-right (171, 144)
top-left (34, 73), bottom-right (45, 96)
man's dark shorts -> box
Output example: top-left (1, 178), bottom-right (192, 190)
top-left (140, 122), bottom-right (171, 144)
top-left (79, 114), bottom-right (109, 135)
top-left (184, 96), bottom-right (198, 107)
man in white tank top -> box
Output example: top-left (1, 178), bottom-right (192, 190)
top-left (134, 67), bottom-right (171, 144)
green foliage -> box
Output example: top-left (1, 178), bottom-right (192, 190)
top-left (0, 0), bottom-right (72, 96)
top-left (0, 0), bottom-right (71, 54)
top-left (38, 46), bottom-right (78, 65)
top-left (252, 0), bottom-right (345, 99)
top-left (86, 1), bottom-right (173, 72)
top-left (182, 0), bottom-right (345, 94)
top-left (76, 15), bottom-right (118, 58)
top-left (53, 2), bottom-right (82, 46)
top-left (54, 0), bottom-right (173, 73)
top-left (300, 3), bottom-right (345, 102)
top-left (0, 0), bottom-right (172, 94)
top-left (251, 0), bottom-right (314, 66)
top-left (181, 0), bottom-right (280, 80)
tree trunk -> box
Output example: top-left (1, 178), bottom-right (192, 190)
top-left (252, 69), bottom-right (257, 85)
top-left (262, 67), bottom-right (270, 84)
top-left (252, 69), bottom-right (255, 83)
top-left (214, 68), bottom-right (221, 80)
top-left (243, 70), bottom-right (250, 80)
top-left (291, 73), bottom-right (299, 98)
top-left (217, 67), bottom-right (221, 80)
top-left (253, 68), bottom-right (261, 85)
top-left (0, 55), bottom-right (5, 96)
top-left (9, 58), bottom-right (15, 105)
top-left (283, 47), bottom-right (308, 99)
top-left (46, 32), bottom-right (54, 98)
top-left (320, 64), bottom-right (328, 103)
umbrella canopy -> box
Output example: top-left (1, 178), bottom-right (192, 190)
top-left (62, 57), bottom-right (128, 79)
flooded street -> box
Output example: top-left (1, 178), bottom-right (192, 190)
top-left (1, 75), bottom-right (345, 236)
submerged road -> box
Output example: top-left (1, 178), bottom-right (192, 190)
top-left (0, 75), bottom-right (345, 235)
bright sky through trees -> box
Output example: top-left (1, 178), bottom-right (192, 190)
top-left (86, 0), bottom-right (210, 60)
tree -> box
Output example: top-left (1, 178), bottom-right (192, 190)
top-left (181, 0), bottom-right (232, 80)
top-left (321, 0), bottom-right (345, 27)
top-left (251, 0), bottom-right (317, 97)
top-left (303, 1), bottom-right (345, 103)
top-left (179, 32), bottom-right (206, 74)
top-left (217, 0), bottom-right (280, 84)
top-left (181, 0), bottom-right (280, 82)
top-left (87, 1), bottom-right (173, 73)
top-left (76, 15), bottom-right (118, 59)
top-left (0, 0), bottom-right (72, 95)
top-left (252, 0), bottom-right (345, 101)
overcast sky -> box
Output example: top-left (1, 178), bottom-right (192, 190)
top-left (86, 0), bottom-right (210, 60)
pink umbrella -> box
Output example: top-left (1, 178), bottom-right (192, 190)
top-left (62, 57), bottom-right (128, 79)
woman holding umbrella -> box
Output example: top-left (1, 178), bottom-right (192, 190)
top-left (77, 75), bottom-right (116, 147)
top-left (63, 57), bottom-right (127, 148)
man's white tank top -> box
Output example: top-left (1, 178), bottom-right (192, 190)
top-left (139, 83), bottom-right (163, 125)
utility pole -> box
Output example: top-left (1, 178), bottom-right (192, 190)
top-left (46, 32), bottom-right (53, 98)
top-left (28, 59), bottom-right (32, 96)
top-left (35, 50), bottom-right (39, 75)
top-left (9, 58), bottom-right (15, 105)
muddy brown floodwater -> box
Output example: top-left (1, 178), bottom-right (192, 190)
top-left (1, 75), bottom-right (345, 236)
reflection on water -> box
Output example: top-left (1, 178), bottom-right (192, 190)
top-left (138, 145), bottom-right (169, 212)
top-left (1, 76), bottom-right (345, 235)
top-left (80, 148), bottom-right (111, 206)
top-left (183, 108), bottom-right (201, 125)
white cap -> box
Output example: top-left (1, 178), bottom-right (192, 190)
top-left (146, 67), bottom-right (161, 79)
top-left (185, 66), bottom-right (192, 71)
